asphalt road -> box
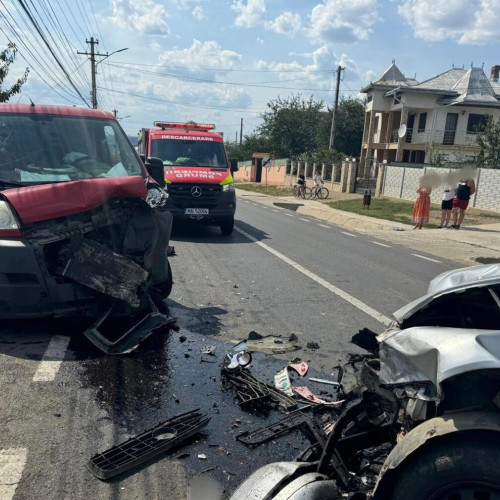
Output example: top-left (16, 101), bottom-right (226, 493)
top-left (0, 197), bottom-right (460, 500)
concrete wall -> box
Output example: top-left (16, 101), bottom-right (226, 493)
top-left (381, 165), bottom-right (500, 212)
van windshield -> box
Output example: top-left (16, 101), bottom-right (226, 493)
top-left (0, 113), bottom-right (143, 185)
top-left (151, 138), bottom-right (228, 168)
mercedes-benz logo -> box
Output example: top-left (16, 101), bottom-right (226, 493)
top-left (191, 186), bottom-right (202, 197)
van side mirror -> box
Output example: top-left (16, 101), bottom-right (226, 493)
top-left (230, 159), bottom-right (238, 172)
top-left (139, 154), bottom-right (146, 163)
top-left (145, 156), bottom-right (165, 188)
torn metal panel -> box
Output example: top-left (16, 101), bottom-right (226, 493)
top-left (62, 236), bottom-right (148, 307)
top-left (379, 327), bottom-right (500, 397)
top-left (393, 264), bottom-right (500, 323)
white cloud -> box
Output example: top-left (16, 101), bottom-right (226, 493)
top-left (265, 12), bottom-right (302, 35)
top-left (398, 0), bottom-right (500, 44)
top-left (231, 0), bottom-right (266, 28)
top-left (192, 6), bottom-right (204, 20)
top-left (309, 0), bottom-right (378, 42)
top-left (109, 0), bottom-right (170, 35)
top-left (157, 40), bottom-right (242, 79)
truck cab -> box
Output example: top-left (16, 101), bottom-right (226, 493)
top-left (138, 121), bottom-right (237, 235)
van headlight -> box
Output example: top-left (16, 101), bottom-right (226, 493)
top-left (222, 182), bottom-right (235, 192)
top-left (0, 201), bottom-right (20, 229)
top-left (146, 186), bottom-right (167, 208)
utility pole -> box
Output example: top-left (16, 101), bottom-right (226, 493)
top-left (240, 117), bottom-right (243, 145)
top-left (329, 65), bottom-right (344, 150)
top-left (78, 39), bottom-right (128, 109)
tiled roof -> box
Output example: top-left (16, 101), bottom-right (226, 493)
top-left (374, 62), bottom-right (416, 87)
top-left (412, 68), bottom-right (467, 91)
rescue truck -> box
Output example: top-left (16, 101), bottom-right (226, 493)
top-left (137, 121), bottom-right (238, 235)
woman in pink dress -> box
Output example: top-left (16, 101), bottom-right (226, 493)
top-left (412, 183), bottom-right (432, 229)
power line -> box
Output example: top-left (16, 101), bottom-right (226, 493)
top-left (16, 0), bottom-right (90, 106)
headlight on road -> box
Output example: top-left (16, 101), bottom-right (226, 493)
top-left (222, 182), bottom-right (235, 192)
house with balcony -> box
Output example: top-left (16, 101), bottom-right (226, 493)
top-left (359, 62), bottom-right (500, 168)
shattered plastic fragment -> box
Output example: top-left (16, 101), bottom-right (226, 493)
top-left (274, 367), bottom-right (293, 396)
top-left (309, 377), bottom-right (340, 386)
top-left (201, 345), bottom-right (216, 355)
top-left (292, 386), bottom-right (343, 406)
top-left (197, 454), bottom-right (207, 460)
top-left (288, 361), bottom-right (308, 377)
top-left (306, 342), bottom-right (320, 350)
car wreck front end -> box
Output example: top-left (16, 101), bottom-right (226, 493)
top-left (229, 264), bottom-right (500, 500)
top-left (0, 104), bottom-right (173, 352)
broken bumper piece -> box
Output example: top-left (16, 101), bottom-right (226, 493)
top-left (83, 293), bottom-right (175, 355)
top-left (86, 409), bottom-right (210, 480)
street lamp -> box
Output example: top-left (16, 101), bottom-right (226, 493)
top-left (93, 47), bottom-right (128, 109)
top-left (96, 47), bottom-right (129, 67)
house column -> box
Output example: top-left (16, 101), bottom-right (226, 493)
top-left (363, 110), bottom-right (376, 178)
top-left (396, 108), bottom-right (409, 161)
top-left (386, 111), bottom-right (394, 143)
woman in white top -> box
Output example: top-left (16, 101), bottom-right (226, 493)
top-left (439, 184), bottom-right (456, 228)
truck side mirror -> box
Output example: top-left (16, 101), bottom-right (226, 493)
top-left (230, 159), bottom-right (238, 172)
top-left (145, 156), bottom-right (165, 188)
top-left (139, 154), bottom-right (146, 163)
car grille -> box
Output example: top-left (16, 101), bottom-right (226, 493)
top-left (168, 183), bottom-right (222, 208)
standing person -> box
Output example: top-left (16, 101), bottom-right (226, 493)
top-left (412, 182), bottom-right (432, 229)
top-left (313, 171), bottom-right (322, 196)
top-left (439, 184), bottom-right (456, 228)
top-left (451, 177), bottom-right (476, 229)
top-left (297, 173), bottom-right (305, 198)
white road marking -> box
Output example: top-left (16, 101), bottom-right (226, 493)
top-left (32, 335), bottom-right (70, 382)
top-left (412, 254), bottom-right (442, 263)
top-left (372, 241), bottom-right (391, 248)
top-left (235, 226), bottom-right (392, 326)
top-left (285, 213), bottom-right (294, 217)
top-left (299, 218), bottom-right (309, 222)
top-left (341, 231), bottom-right (357, 237)
top-left (272, 209), bottom-right (279, 212)
top-left (0, 448), bottom-right (28, 500)
top-left (318, 224), bottom-right (329, 228)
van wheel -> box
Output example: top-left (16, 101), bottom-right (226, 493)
top-left (220, 217), bottom-right (234, 236)
top-left (153, 261), bottom-right (173, 299)
top-left (390, 437), bottom-right (500, 500)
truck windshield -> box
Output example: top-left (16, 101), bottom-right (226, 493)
top-left (0, 113), bottom-right (143, 184)
top-left (151, 138), bottom-right (228, 168)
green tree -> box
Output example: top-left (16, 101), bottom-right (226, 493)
top-left (257, 94), bottom-right (324, 158)
top-left (476, 116), bottom-right (500, 169)
top-left (225, 133), bottom-right (272, 161)
top-left (0, 43), bottom-right (29, 102)
top-left (316, 97), bottom-right (365, 157)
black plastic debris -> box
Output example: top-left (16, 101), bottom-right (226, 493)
top-left (351, 328), bottom-right (379, 354)
top-left (86, 409), bottom-right (210, 480)
top-left (83, 293), bottom-right (175, 355)
top-left (306, 342), bottom-right (320, 350)
top-left (167, 245), bottom-right (176, 256)
top-left (248, 330), bottom-right (263, 341)
top-left (236, 409), bottom-right (311, 447)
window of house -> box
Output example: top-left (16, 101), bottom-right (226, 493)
top-left (418, 112), bottom-right (427, 133)
top-left (367, 94), bottom-right (373, 103)
top-left (467, 114), bottom-right (487, 133)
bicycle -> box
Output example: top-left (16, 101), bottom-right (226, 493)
top-left (310, 184), bottom-right (329, 199)
top-left (293, 183), bottom-right (311, 199)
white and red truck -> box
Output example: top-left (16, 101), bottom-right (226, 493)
top-left (137, 121), bottom-right (238, 235)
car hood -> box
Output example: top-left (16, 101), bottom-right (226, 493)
top-left (2, 176), bottom-right (147, 224)
top-left (378, 326), bottom-right (500, 396)
top-left (164, 166), bottom-right (232, 185)
top-left (393, 264), bottom-right (500, 323)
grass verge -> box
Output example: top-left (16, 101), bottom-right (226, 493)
top-left (236, 183), bottom-right (293, 197)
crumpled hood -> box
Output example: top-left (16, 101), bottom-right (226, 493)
top-left (393, 264), bottom-right (500, 323)
top-left (2, 176), bottom-right (147, 224)
top-left (378, 326), bottom-right (500, 395)
top-left (164, 166), bottom-right (232, 185)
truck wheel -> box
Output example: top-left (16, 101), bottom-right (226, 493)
top-left (390, 437), bottom-right (500, 500)
top-left (153, 260), bottom-right (173, 299)
top-left (220, 217), bottom-right (234, 236)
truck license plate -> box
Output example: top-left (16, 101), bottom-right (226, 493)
top-left (184, 208), bottom-right (209, 215)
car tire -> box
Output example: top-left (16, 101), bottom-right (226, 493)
top-left (155, 260), bottom-right (173, 299)
top-left (220, 217), bottom-right (234, 236)
top-left (390, 436), bottom-right (500, 500)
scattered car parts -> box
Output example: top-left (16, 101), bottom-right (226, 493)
top-left (87, 409), bottom-right (210, 480)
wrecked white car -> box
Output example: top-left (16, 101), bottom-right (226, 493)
top-left (229, 264), bottom-right (500, 500)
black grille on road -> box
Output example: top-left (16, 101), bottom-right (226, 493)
top-left (168, 183), bottom-right (222, 208)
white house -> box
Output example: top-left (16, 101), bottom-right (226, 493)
top-left (359, 63), bottom-right (500, 169)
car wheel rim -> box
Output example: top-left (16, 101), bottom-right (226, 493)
top-left (428, 481), bottom-right (500, 500)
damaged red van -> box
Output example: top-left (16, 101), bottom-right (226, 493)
top-left (0, 104), bottom-right (172, 334)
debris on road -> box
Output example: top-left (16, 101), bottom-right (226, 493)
top-left (288, 360), bottom-right (308, 377)
top-left (83, 293), bottom-right (176, 355)
top-left (201, 345), bottom-right (217, 355)
top-left (306, 341), bottom-right (320, 350)
top-left (86, 409), bottom-right (210, 480)
top-left (308, 377), bottom-right (340, 386)
top-left (292, 386), bottom-right (344, 406)
top-left (274, 367), bottom-right (293, 396)
top-left (236, 409), bottom-right (312, 447)
top-left (167, 245), bottom-right (176, 256)
top-left (197, 454), bottom-right (207, 460)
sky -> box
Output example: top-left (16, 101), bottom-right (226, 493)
top-left (1, 0), bottom-right (499, 140)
